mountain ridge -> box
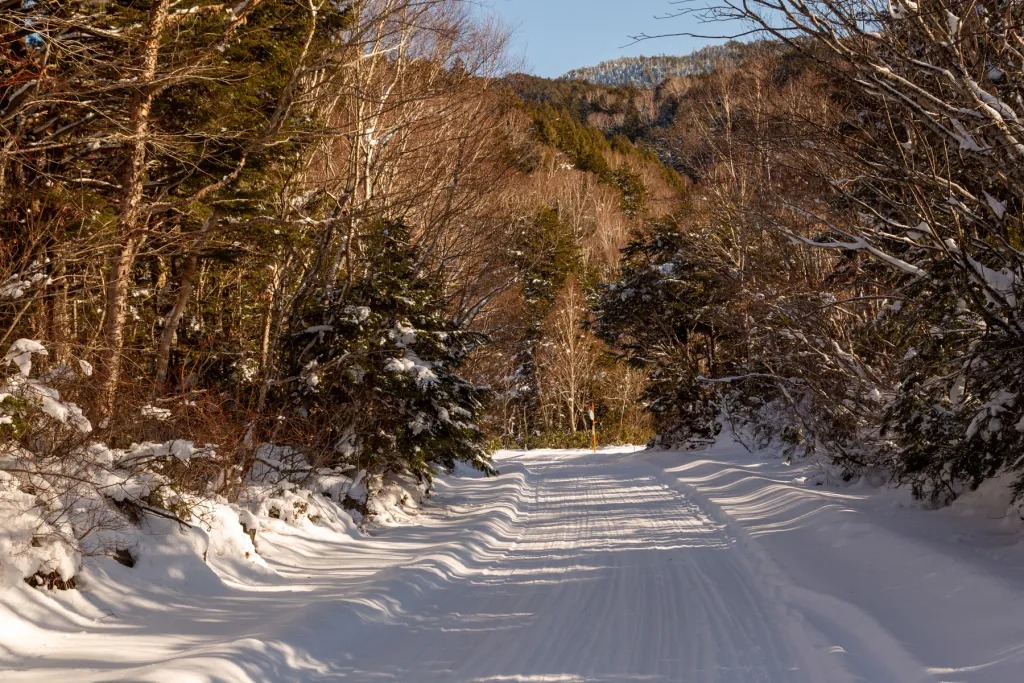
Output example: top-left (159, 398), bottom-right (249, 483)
top-left (561, 41), bottom-right (763, 88)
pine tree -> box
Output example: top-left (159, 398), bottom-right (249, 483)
top-left (285, 221), bottom-right (495, 480)
top-left (594, 218), bottom-right (726, 442)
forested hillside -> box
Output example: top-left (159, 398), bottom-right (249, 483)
top-left (0, 0), bottom-right (682, 588)
top-left (562, 41), bottom-right (761, 87)
top-left (583, 3), bottom-right (1024, 507)
top-left (512, 6), bottom-right (1024, 507)
top-left (3, 0), bottom-right (1024, 600)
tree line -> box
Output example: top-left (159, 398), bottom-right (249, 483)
top-left (593, 0), bottom-right (1024, 504)
top-left (1, 0), bottom-right (676, 574)
top-left (8, 0), bottom-right (1016, 587)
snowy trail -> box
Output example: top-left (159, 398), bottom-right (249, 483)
top-left (326, 449), bottom-right (825, 682)
top-left (4, 445), bottom-right (1024, 682)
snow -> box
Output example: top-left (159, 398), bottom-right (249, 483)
top-left (36, 385), bottom-right (90, 431)
top-left (946, 10), bottom-right (961, 36)
top-left (966, 390), bottom-right (1017, 440)
top-left (0, 271), bottom-right (50, 301)
top-left (3, 443), bottom-right (1024, 681)
top-left (950, 372), bottom-right (967, 406)
top-left (390, 322), bottom-right (417, 347)
top-left (384, 352), bottom-right (438, 386)
top-left (4, 339), bottom-right (47, 377)
top-left (140, 404), bottom-right (173, 420)
top-left (965, 256), bottom-right (1019, 310)
top-left (0, 471), bottom-right (80, 588)
top-left (2, 341), bottom-right (92, 434)
top-left (345, 305), bottom-right (372, 323)
top-left (984, 191), bottom-right (1007, 219)
top-left (122, 439), bottom-right (213, 463)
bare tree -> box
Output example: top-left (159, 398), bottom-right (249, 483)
top-left (644, 0), bottom-right (1024, 494)
top-left (537, 278), bottom-right (600, 434)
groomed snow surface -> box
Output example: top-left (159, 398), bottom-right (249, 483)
top-left (4, 441), bottom-right (1024, 682)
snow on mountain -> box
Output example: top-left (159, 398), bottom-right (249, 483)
top-left (562, 42), bottom-right (762, 88)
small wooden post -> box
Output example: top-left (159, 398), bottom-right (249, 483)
top-left (588, 402), bottom-right (597, 453)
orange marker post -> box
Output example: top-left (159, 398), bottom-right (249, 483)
top-left (588, 402), bottom-right (597, 453)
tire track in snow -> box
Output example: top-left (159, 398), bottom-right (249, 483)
top-left (587, 457), bottom-right (804, 683)
top-left (3, 449), bottom-right (880, 682)
top-left (637, 452), bottom-right (939, 683)
top-left (347, 448), bottom-right (846, 682)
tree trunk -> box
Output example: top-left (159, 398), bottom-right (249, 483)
top-left (155, 214), bottom-right (214, 391)
top-left (101, 237), bottom-right (140, 417)
top-left (98, 0), bottom-right (170, 419)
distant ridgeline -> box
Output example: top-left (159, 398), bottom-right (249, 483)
top-left (562, 42), bottom-right (760, 88)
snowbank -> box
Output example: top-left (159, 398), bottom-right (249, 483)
top-left (0, 341), bottom-right (428, 598)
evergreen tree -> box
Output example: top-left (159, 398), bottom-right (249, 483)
top-left (506, 206), bottom-right (581, 443)
top-left (285, 222), bottom-right (495, 480)
top-left (594, 219), bottom-right (728, 442)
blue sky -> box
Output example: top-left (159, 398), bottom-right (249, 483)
top-left (483, 0), bottom-right (726, 77)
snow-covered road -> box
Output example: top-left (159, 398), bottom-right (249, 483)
top-left (5, 444), bottom-right (1024, 682)
top-left (324, 448), bottom-right (816, 682)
